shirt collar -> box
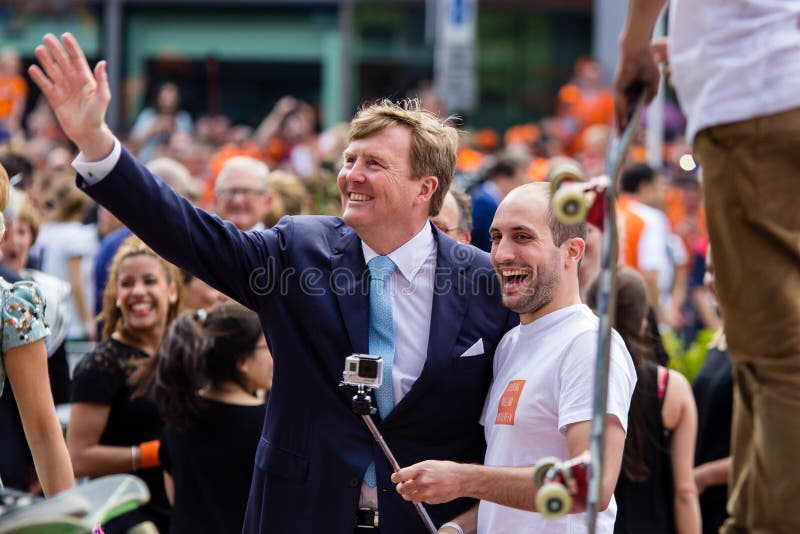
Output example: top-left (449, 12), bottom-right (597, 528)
top-left (361, 222), bottom-right (435, 282)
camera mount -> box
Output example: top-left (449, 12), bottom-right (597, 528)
top-left (338, 376), bottom-right (437, 533)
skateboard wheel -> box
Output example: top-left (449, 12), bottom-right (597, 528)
top-left (536, 482), bottom-right (572, 519)
top-left (127, 521), bottom-right (159, 534)
top-left (552, 185), bottom-right (589, 224)
top-left (547, 161), bottom-right (583, 195)
top-left (533, 456), bottom-right (561, 488)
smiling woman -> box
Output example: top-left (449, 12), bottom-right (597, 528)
top-left (67, 236), bottom-right (182, 533)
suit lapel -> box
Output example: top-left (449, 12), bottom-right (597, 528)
top-left (385, 227), bottom-right (470, 422)
top-left (331, 227), bottom-right (369, 355)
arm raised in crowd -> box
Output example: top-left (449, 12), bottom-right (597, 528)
top-left (28, 33), bottom-right (115, 162)
top-left (29, 33), bottom-right (284, 309)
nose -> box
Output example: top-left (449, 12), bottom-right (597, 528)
top-left (491, 235), bottom-right (515, 265)
top-left (343, 158), bottom-right (367, 184)
top-left (130, 280), bottom-right (147, 296)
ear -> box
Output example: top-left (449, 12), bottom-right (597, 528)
top-left (416, 175), bottom-right (439, 205)
top-left (168, 281), bottom-right (178, 304)
top-left (236, 355), bottom-right (251, 376)
top-left (563, 237), bottom-right (586, 267)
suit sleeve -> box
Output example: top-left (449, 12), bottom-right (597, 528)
top-left (77, 146), bottom-right (292, 311)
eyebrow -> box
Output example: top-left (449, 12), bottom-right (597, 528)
top-left (489, 224), bottom-right (536, 233)
top-left (342, 149), bottom-right (387, 163)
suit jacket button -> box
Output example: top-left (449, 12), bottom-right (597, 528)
top-left (349, 477), bottom-right (360, 487)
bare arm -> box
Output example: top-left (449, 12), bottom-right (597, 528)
top-left (663, 370), bottom-right (701, 534)
top-left (690, 286), bottom-right (721, 330)
top-left (163, 471), bottom-right (175, 506)
top-left (694, 457), bottom-right (730, 495)
top-left (5, 339), bottom-right (74, 496)
top-left (565, 418), bottom-right (627, 512)
top-left (67, 402), bottom-right (138, 477)
top-left (392, 416), bottom-right (626, 513)
top-left (253, 95), bottom-right (297, 147)
top-left (613, 0), bottom-right (669, 128)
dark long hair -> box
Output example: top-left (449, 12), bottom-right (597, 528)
top-left (138, 302), bottom-right (263, 429)
top-left (587, 266), bottom-right (653, 481)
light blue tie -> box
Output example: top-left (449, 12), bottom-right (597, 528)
top-left (364, 255), bottom-right (397, 487)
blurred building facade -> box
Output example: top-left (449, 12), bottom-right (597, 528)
top-left (1, 0), bottom-right (593, 130)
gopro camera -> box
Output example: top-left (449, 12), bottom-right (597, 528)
top-left (342, 354), bottom-right (383, 389)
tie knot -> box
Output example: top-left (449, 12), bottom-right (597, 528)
top-left (368, 256), bottom-right (397, 281)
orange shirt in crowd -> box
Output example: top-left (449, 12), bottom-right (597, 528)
top-left (558, 83), bottom-right (614, 154)
top-left (0, 74), bottom-right (27, 120)
top-left (617, 196), bottom-right (647, 271)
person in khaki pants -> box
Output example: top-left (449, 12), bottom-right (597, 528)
top-left (614, 1), bottom-right (800, 533)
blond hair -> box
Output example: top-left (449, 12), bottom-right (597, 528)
top-left (348, 99), bottom-right (458, 216)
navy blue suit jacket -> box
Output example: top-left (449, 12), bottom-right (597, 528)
top-left (79, 148), bottom-right (518, 533)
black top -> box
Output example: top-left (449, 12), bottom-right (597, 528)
top-left (160, 399), bottom-right (266, 534)
top-left (70, 338), bottom-right (170, 532)
top-left (693, 346), bottom-right (733, 534)
top-left (614, 363), bottom-right (675, 534)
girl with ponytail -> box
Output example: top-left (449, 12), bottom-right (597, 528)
top-left (145, 302), bottom-right (272, 534)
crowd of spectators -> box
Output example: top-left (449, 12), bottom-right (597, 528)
top-left (0, 46), bottom-right (727, 533)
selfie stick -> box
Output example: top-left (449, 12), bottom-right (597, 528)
top-left (347, 384), bottom-right (437, 534)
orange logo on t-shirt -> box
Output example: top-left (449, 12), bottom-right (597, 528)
top-left (495, 380), bottom-right (526, 426)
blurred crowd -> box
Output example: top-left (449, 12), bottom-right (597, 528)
top-left (0, 45), bottom-right (727, 533)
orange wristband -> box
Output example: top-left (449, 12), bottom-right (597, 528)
top-left (139, 440), bottom-right (160, 469)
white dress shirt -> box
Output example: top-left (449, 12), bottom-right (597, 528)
top-left (359, 223), bottom-right (437, 508)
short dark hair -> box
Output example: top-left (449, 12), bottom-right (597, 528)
top-left (484, 157), bottom-right (519, 182)
top-left (620, 163), bottom-right (655, 194)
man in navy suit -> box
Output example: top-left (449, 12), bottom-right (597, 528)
top-left (31, 34), bottom-right (517, 533)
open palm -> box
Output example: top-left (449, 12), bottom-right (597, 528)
top-left (28, 33), bottom-right (113, 157)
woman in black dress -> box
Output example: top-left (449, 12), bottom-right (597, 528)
top-left (589, 267), bottom-right (701, 533)
top-left (140, 302), bottom-right (271, 534)
top-left (68, 236), bottom-right (182, 533)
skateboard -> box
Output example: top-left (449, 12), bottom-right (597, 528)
top-left (548, 92), bottom-right (647, 533)
top-left (533, 452), bottom-right (591, 519)
top-left (0, 475), bottom-right (154, 534)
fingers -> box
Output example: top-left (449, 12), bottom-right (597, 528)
top-left (27, 65), bottom-right (54, 97)
top-left (391, 464), bottom-right (420, 484)
top-left (63, 32), bottom-right (94, 77)
top-left (94, 61), bottom-right (111, 101)
top-left (650, 37), bottom-right (668, 64)
top-left (43, 33), bottom-right (72, 73)
top-left (34, 41), bottom-right (62, 82)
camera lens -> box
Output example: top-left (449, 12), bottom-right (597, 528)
top-left (359, 360), bottom-right (378, 379)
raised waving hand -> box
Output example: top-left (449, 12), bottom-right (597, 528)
top-left (28, 32), bottom-right (115, 160)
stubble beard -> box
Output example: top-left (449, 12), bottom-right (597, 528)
top-left (502, 256), bottom-right (561, 316)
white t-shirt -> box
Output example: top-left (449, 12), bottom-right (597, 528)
top-left (669, 0), bottom-right (800, 142)
top-left (478, 304), bottom-right (636, 534)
